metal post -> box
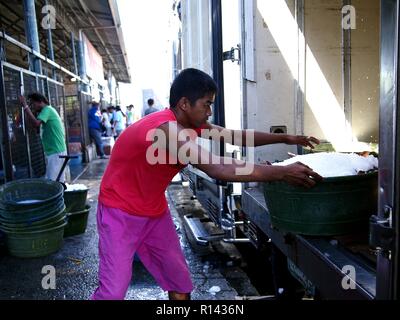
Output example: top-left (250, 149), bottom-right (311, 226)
top-left (376, 0), bottom-right (400, 300)
top-left (22, 0), bottom-right (42, 74)
top-left (0, 64), bottom-right (14, 181)
top-left (116, 83), bottom-right (120, 106)
top-left (211, 0), bottom-right (226, 167)
top-left (282, 0), bottom-right (307, 157)
top-left (107, 70), bottom-right (113, 105)
top-left (70, 31), bottom-right (81, 128)
top-left (20, 72), bottom-right (33, 178)
top-left (70, 32), bottom-right (79, 77)
top-left (295, 0), bottom-right (305, 141)
top-left (211, 0), bottom-right (226, 128)
top-left (78, 30), bottom-right (88, 92)
top-left (0, 33), bottom-right (5, 62)
top-left (45, 0), bottom-right (56, 79)
top-left (47, 28), bottom-right (55, 78)
top-left (342, 0), bottom-right (352, 135)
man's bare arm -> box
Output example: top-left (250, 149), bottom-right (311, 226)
top-left (19, 96), bottom-right (41, 128)
top-left (202, 123), bottom-right (320, 149)
top-left (158, 122), bottom-right (322, 188)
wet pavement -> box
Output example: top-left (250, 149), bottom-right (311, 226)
top-left (0, 160), bottom-right (258, 300)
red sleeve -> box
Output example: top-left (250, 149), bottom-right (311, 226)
top-left (194, 124), bottom-right (208, 137)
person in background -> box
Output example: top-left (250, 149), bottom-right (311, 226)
top-left (114, 106), bottom-right (126, 138)
top-left (126, 105), bottom-right (135, 128)
top-left (88, 102), bottom-right (108, 160)
top-left (107, 106), bottom-right (116, 137)
top-left (19, 93), bottom-right (68, 182)
top-left (144, 98), bottom-right (158, 116)
top-left (101, 109), bottom-right (112, 137)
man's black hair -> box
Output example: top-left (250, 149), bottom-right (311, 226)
top-left (147, 99), bottom-right (155, 106)
top-left (169, 68), bottom-right (217, 109)
top-left (28, 93), bottom-right (49, 105)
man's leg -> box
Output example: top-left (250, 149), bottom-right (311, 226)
top-left (136, 209), bottom-right (194, 300)
top-left (45, 153), bottom-right (66, 182)
top-left (90, 129), bottom-right (105, 157)
top-left (91, 203), bottom-right (149, 300)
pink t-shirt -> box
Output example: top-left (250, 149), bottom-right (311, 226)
top-left (99, 109), bottom-right (202, 217)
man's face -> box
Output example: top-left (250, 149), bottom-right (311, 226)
top-left (30, 100), bottom-right (43, 112)
top-left (186, 93), bottom-right (215, 128)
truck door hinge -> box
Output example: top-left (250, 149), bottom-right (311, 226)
top-left (223, 45), bottom-right (241, 64)
top-left (370, 206), bottom-right (395, 251)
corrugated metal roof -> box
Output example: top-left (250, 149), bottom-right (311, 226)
top-left (69, 0), bottom-right (131, 83)
top-left (0, 0), bottom-right (131, 83)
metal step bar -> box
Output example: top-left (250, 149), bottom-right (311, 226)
top-left (183, 215), bottom-right (251, 246)
top-left (183, 215), bottom-right (225, 246)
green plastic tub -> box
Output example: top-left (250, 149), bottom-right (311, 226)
top-left (0, 202), bottom-right (66, 225)
top-left (2, 221), bottom-right (67, 258)
top-left (64, 189), bottom-right (89, 213)
top-left (0, 179), bottom-right (65, 222)
top-left (0, 215), bottom-right (66, 233)
top-left (64, 205), bottom-right (91, 238)
top-left (0, 179), bottom-right (64, 209)
top-left (0, 208), bottom-right (66, 229)
top-left (263, 172), bottom-right (378, 236)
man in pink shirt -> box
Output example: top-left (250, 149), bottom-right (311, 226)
top-left (92, 68), bottom-right (322, 300)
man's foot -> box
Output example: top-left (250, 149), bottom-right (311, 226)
top-left (100, 155), bottom-right (109, 160)
top-left (168, 292), bottom-right (191, 300)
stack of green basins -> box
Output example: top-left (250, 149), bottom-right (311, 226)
top-left (63, 187), bottom-right (90, 238)
top-left (0, 179), bottom-right (67, 258)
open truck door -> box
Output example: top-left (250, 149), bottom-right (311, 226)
top-left (183, 0), bottom-right (250, 246)
top-left (372, 0), bottom-right (400, 300)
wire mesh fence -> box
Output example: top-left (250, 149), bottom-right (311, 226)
top-left (0, 63), bottom-right (69, 181)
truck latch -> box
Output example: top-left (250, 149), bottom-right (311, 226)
top-left (370, 207), bottom-right (395, 251)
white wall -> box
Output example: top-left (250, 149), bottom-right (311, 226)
top-left (351, 0), bottom-right (380, 143)
top-left (243, 0), bottom-right (298, 164)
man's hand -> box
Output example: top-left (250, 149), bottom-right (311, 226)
top-left (279, 162), bottom-right (323, 188)
top-left (286, 135), bottom-right (320, 149)
top-left (19, 96), bottom-right (28, 108)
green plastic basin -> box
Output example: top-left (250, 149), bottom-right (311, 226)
top-left (2, 221), bottom-right (67, 258)
top-left (64, 189), bottom-right (88, 213)
top-left (0, 179), bottom-right (65, 223)
top-left (0, 208), bottom-right (66, 229)
top-left (64, 205), bottom-right (91, 238)
top-left (263, 172), bottom-right (378, 236)
top-left (0, 202), bottom-right (66, 225)
top-left (0, 179), bottom-right (64, 209)
top-left (0, 214), bottom-right (66, 233)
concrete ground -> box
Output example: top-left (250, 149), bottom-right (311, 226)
top-left (0, 160), bottom-right (259, 300)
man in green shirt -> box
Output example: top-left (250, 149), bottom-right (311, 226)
top-left (20, 93), bottom-right (68, 182)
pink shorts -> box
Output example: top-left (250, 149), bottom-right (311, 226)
top-left (91, 202), bottom-right (194, 300)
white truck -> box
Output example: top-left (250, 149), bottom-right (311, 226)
top-left (173, 0), bottom-right (398, 300)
